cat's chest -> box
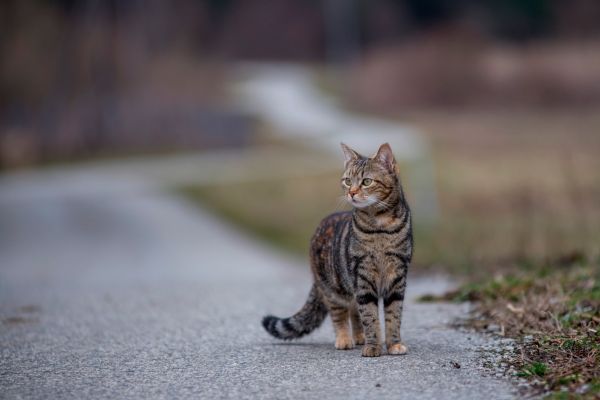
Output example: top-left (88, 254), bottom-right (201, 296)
top-left (373, 214), bottom-right (397, 229)
top-left (351, 234), bottom-right (399, 262)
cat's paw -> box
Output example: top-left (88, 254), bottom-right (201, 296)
top-left (335, 335), bottom-right (355, 350)
top-left (353, 333), bottom-right (365, 345)
top-left (361, 345), bottom-right (382, 357)
top-left (387, 343), bottom-right (408, 355)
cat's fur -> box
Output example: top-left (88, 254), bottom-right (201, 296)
top-left (262, 143), bottom-right (413, 357)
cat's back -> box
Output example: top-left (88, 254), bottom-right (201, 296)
top-left (311, 211), bottom-right (351, 244)
top-left (309, 211), bottom-right (352, 261)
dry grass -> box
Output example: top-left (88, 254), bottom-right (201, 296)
top-left (424, 260), bottom-right (600, 397)
top-left (408, 109), bottom-right (600, 273)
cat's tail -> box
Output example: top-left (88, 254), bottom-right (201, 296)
top-left (262, 284), bottom-right (328, 340)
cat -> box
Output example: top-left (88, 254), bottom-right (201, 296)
top-left (262, 142), bottom-right (413, 357)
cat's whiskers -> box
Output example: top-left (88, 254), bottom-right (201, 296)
top-left (369, 196), bottom-right (390, 210)
top-left (378, 199), bottom-right (392, 209)
top-left (370, 188), bottom-right (400, 211)
top-left (335, 195), bottom-right (349, 211)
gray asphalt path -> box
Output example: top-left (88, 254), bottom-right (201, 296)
top-left (0, 161), bottom-right (515, 399)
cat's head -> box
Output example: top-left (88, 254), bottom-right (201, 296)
top-left (340, 142), bottom-right (398, 209)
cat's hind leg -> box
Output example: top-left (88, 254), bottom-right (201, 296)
top-left (350, 305), bottom-right (365, 345)
top-left (329, 303), bottom-right (354, 350)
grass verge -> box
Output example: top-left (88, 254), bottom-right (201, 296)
top-left (421, 259), bottom-right (600, 398)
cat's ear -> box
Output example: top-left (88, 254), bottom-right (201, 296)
top-left (340, 142), bottom-right (360, 166)
top-left (373, 143), bottom-right (396, 172)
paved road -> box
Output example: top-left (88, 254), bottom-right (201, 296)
top-left (0, 161), bottom-right (515, 399)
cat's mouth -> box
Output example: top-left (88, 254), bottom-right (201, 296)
top-left (349, 197), bottom-right (374, 208)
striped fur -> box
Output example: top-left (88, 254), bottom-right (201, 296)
top-left (262, 285), bottom-right (328, 340)
top-left (262, 143), bottom-right (413, 357)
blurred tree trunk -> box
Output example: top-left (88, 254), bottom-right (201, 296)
top-left (323, 0), bottom-right (360, 64)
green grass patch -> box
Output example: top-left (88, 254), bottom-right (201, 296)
top-left (518, 362), bottom-right (548, 378)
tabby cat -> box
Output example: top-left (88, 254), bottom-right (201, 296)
top-left (262, 142), bottom-right (413, 357)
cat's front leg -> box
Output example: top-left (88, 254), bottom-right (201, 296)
top-left (350, 306), bottom-right (365, 345)
top-left (356, 273), bottom-right (382, 357)
top-left (383, 272), bottom-right (408, 355)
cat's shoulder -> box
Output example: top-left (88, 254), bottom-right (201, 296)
top-left (313, 211), bottom-right (352, 234)
top-left (311, 211), bottom-right (352, 246)
top-left (320, 211), bottom-right (352, 226)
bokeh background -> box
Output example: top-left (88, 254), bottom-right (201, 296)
top-left (2, 0), bottom-right (600, 274)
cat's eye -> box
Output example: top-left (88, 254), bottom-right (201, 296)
top-left (342, 178), bottom-right (352, 187)
top-left (362, 178), bottom-right (373, 187)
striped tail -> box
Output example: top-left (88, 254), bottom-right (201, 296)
top-left (262, 284), bottom-right (328, 340)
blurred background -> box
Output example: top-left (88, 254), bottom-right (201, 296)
top-left (2, 0), bottom-right (600, 274)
